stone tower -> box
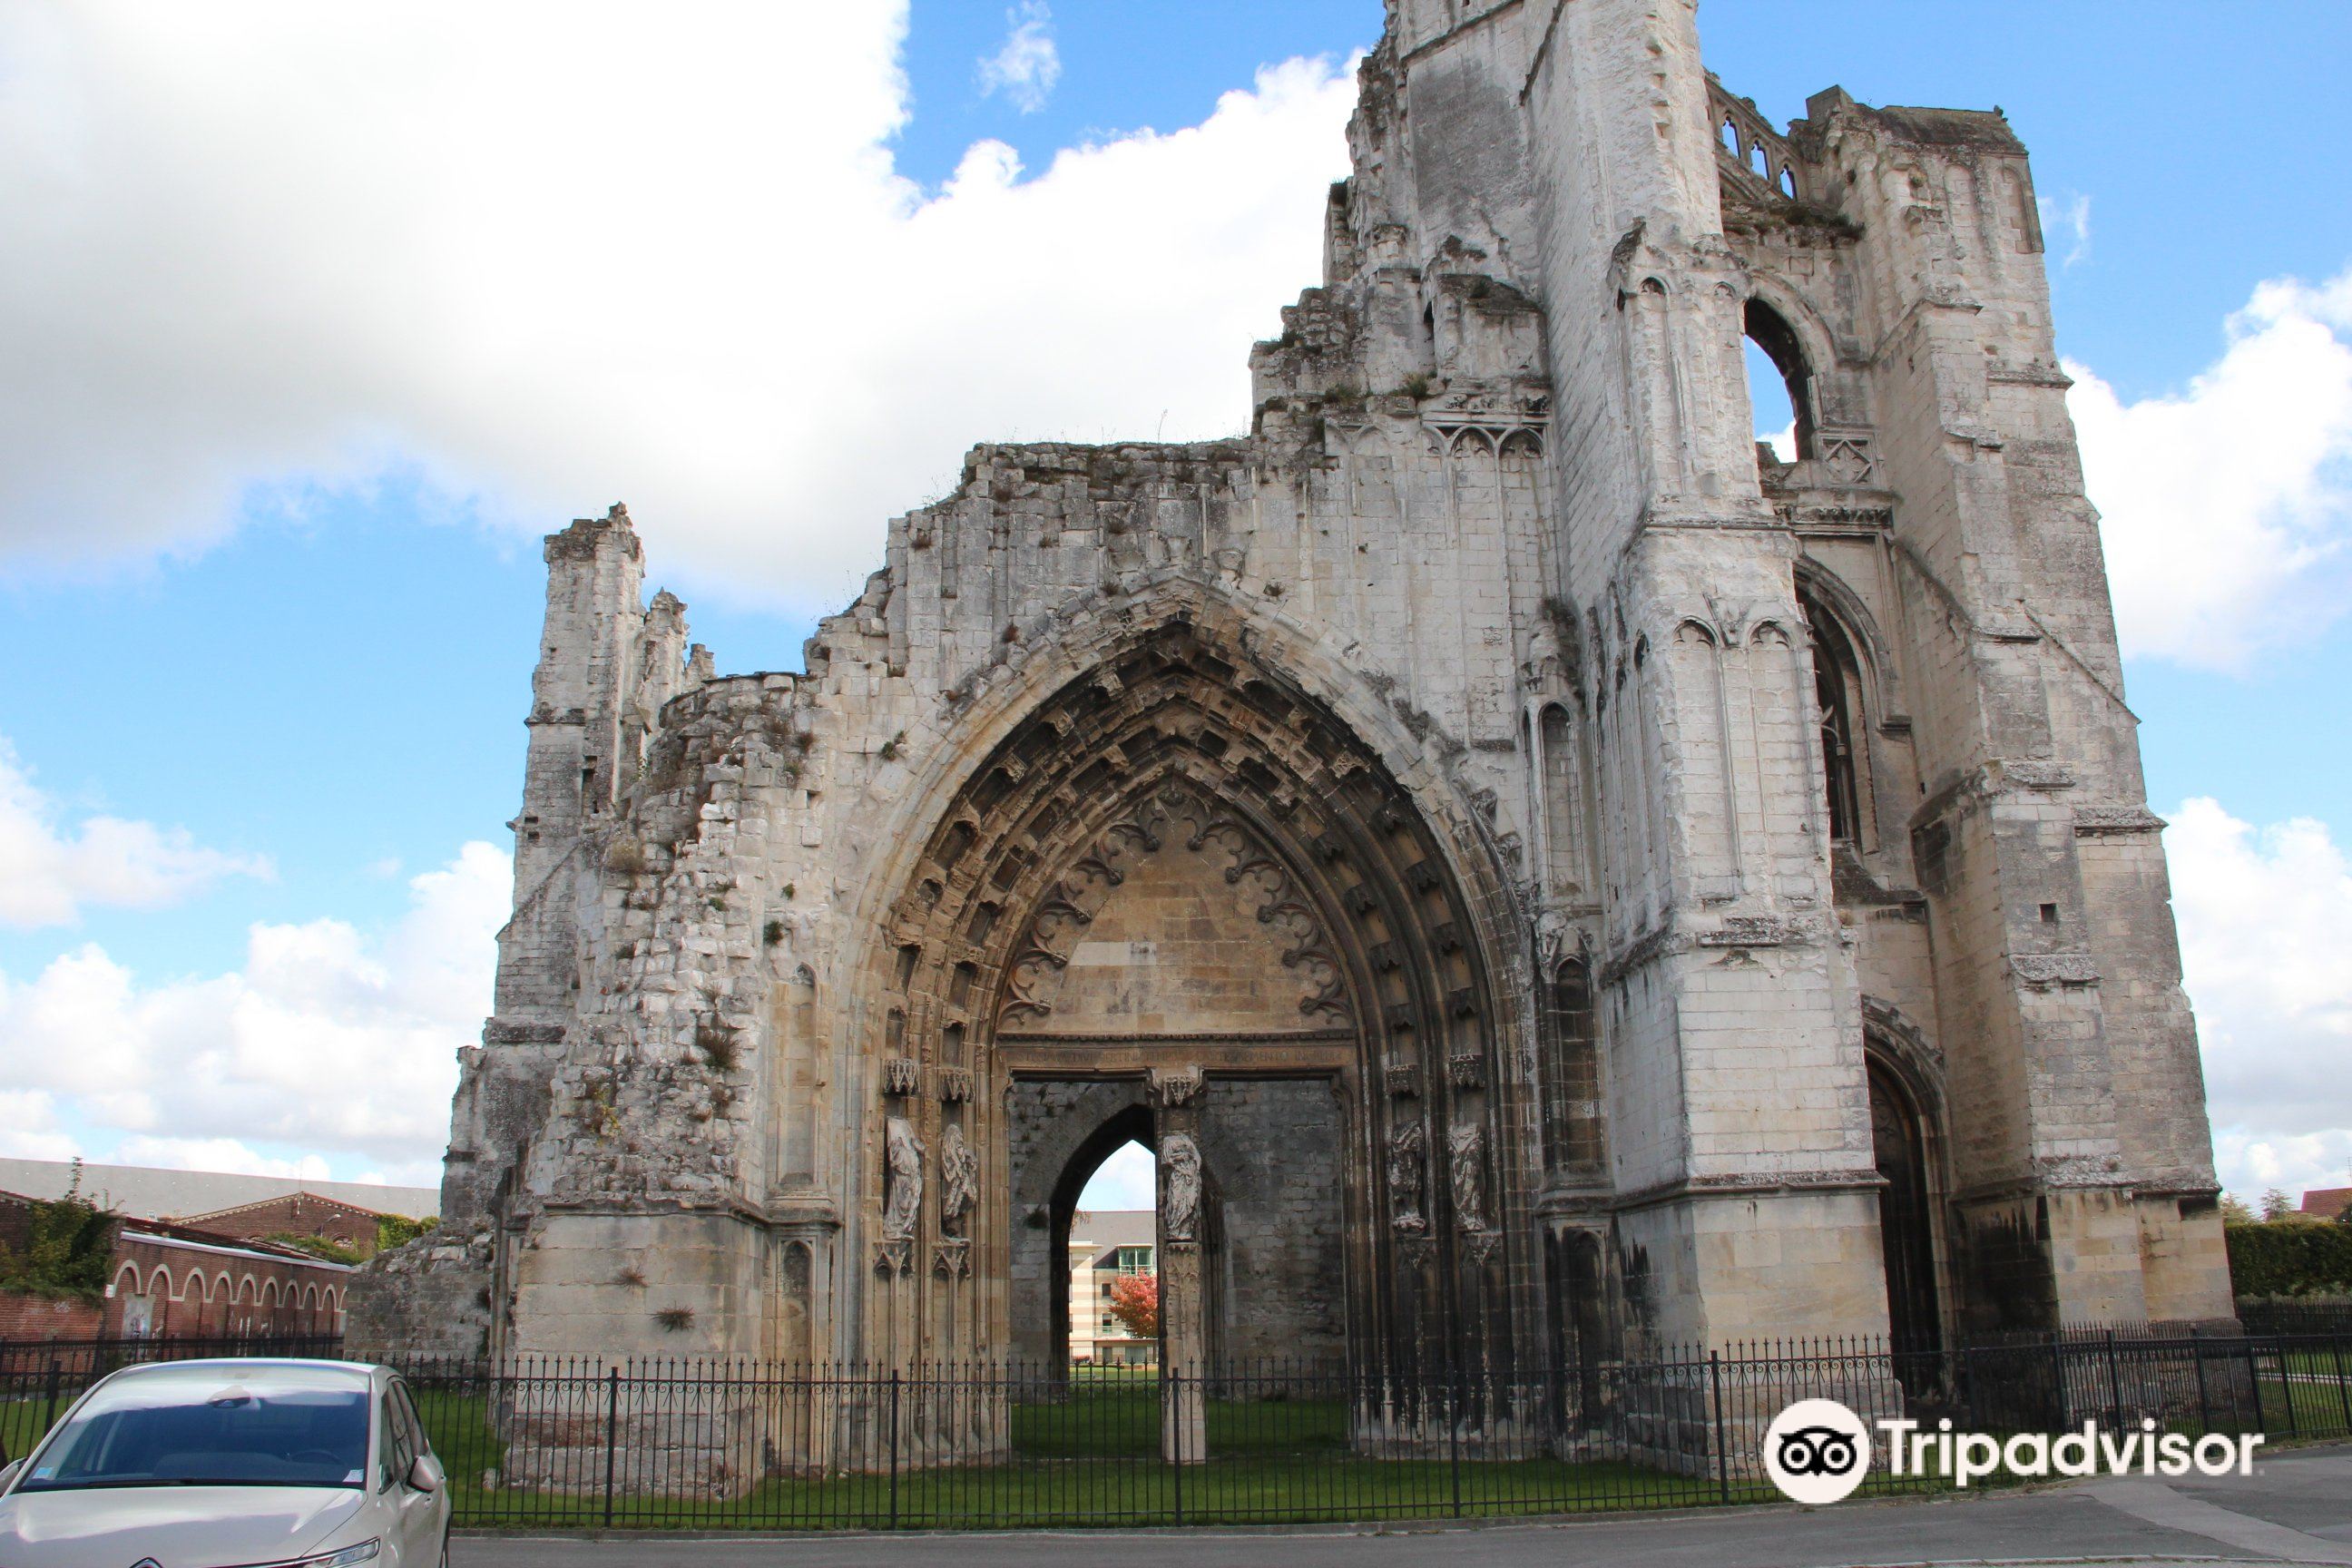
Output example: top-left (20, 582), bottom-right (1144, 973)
top-left (354, 0), bottom-right (2233, 1387)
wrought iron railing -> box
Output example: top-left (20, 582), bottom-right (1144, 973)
top-left (5, 1329), bottom-right (2346, 1529)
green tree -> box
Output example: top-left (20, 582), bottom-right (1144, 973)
top-left (0, 1160), bottom-right (118, 1299)
top-left (375, 1213), bottom-right (439, 1253)
top-left (2261, 1189), bottom-right (2297, 1222)
top-left (2220, 1192), bottom-right (2258, 1225)
top-left (265, 1232), bottom-right (366, 1266)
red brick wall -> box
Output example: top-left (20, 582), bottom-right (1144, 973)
top-left (179, 1194), bottom-right (387, 1257)
top-left (107, 1235), bottom-right (350, 1339)
top-left (0, 1291), bottom-right (104, 1342)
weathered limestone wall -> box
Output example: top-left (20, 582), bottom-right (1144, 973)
top-left (351, 0), bottom-right (2237, 1387)
top-left (1521, 0), bottom-right (1883, 1347)
top-left (1751, 82), bottom-right (2230, 1325)
top-left (1196, 1079), bottom-right (1348, 1367)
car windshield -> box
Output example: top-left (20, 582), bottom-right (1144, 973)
top-left (18, 1368), bottom-right (371, 1492)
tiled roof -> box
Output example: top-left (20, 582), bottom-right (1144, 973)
top-left (0, 1157), bottom-right (436, 1223)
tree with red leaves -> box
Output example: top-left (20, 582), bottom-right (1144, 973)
top-left (1106, 1270), bottom-right (1159, 1338)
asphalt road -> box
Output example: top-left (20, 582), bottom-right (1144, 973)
top-left (454, 1441), bottom-right (2352, 1567)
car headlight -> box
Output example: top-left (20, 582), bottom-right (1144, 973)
top-left (293, 1542), bottom-right (381, 1568)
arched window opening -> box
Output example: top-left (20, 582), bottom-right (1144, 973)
top-left (1539, 957), bottom-right (1603, 1178)
top-left (1742, 299), bottom-right (1815, 463)
top-left (1867, 1058), bottom-right (1944, 1365)
top-left (1720, 118), bottom-right (1740, 157)
top-left (1800, 593), bottom-right (1866, 845)
top-left (1538, 704), bottom-right (1580, 897)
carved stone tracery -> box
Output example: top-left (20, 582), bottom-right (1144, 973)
top-left (867, 612), bottom-right (1521, 1363)
top-left (993, 779), bottom-right (1353, 1032)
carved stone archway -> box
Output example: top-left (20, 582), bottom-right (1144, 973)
top-left (862, 612), bottom-right (1530, 1374)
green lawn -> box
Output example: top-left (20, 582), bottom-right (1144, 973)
top-left (399, 1383), bottom-right (1917, 1530)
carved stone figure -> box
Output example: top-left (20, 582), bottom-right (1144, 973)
top-left (1449, 1123), bottom-right (1486, 1234)
top-left (938, 1122), bottom-right (978, 1238)
top-left (1387, 1117), bottom-right (1427, 1234)
top-left (1161, 1132), bottom-right (1201, 1242)
top-left (882, 1116), bottom-right (924, 1240)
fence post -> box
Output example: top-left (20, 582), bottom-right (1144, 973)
top-left (601, 1366), bottom-right (619, 1530)
top-left (2334, 1333), bottom-right (2352, 1437)
top-left (887, 1369), bottom-right (901, 1531)
top-left (41, 1357), bottom-right (63, 1436)
top-left (1170, 1368), bottom-right (1185, 1527)
top-left (2278, 1338), bottom-right (2299, 1440)
top-left (2243, 1331), bottom-right (2264, 1435)
top-left (1709, 1351), bottom-right (1732, 1504)
top-left (2104, 1328), bottom-right (2124, 1430)
top-left (2050, 1334), bottom-right (2068, 1427)
top-left (2190, 1326), bottom-right (2212, 1434)
top-left (1447, 1366), bottom-right (1464, 1519)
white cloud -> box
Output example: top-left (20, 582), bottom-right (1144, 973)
top-left (2072, 265), bottom-right (2352, 671)
top-left (0, 1089), bottom-right (80, 1161)
top-left (2167, 798), bottom-right (2352, 1203)
top-left (0, 738), bottom-right (271, 928)
top-left (0, 841), bottom-right (506, 1175)
top-left (2038, 191), bottom-right (2091, 269)
top-left (0, 4), bottom-right (1355, 616)
top-left (976, 2), bottom-right (1061, 115)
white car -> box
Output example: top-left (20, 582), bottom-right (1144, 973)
top-left (0, 1357), bottom-right (450, 1567)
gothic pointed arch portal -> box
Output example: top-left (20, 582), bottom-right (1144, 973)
top-left (867, 612), bottom-right (1528, 1373)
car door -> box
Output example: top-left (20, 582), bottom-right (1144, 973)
top-left (379, 1378), bottom-right (438, 1561)
top-left (389, 1379), bottom-right (448, 1556)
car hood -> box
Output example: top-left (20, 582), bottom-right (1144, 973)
top-left (0, 1485), bottom-right (363, 1566)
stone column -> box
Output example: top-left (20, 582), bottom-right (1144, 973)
top-left (1152, 1067), bottom-right (1207, 1464)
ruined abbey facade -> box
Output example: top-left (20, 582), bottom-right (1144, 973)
top-left (354, 0), bottom-right (2236, 1375)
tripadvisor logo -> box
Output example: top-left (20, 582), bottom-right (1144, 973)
top-left (1763, 1398), bottom-right (1874, 1504)
top-left (1761, 1397), bottom-right (2269, 1504)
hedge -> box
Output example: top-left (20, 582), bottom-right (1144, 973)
top-left (2227, 1220), bottom-right (2352, 1298)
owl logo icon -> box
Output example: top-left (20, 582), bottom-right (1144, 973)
top-left (1762, 1398), bottom-right (1873, 1504)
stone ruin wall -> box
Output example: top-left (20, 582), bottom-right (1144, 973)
top-left (349, 0), bottom-right (2237, 1401)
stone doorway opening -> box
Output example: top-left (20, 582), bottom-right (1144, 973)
top-left (1005, 1072), bottom-right (1354, 1376)
top-left (1057, 1108), bottom-right (1158, 1368)
top-left (1867, 1058), bottom-right (1945, 1363)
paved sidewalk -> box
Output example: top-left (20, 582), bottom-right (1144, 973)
top-left (455, 1443), bottom-right (2352, 1567)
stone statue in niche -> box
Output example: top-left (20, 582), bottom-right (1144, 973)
top-left (938, 1122), bottom-right (978, 1239)
top-left (1449, 1123), bottom-right (1487, 1232)
top-left (1387, 1117), bottom-right (1427, 1234)
top-left (1161, 1132), bottom-right (1201, 1242)
top-left (882, 1116), bottom-right (925, 1240)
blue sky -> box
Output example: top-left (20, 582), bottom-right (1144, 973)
top-left (0, 2), bottom-right (2345, 1209)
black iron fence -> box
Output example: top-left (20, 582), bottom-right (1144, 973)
top-left (4, 1328), bottom-right (2348, 1528)
top-left (0, 1333), bottom-right (345, 1377)
top-left (2240, 1298), bottom-right (2352, 1337)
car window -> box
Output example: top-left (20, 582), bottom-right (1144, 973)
top-left (391, 1381), bottom-right (431, 1460)
top-left (377, 1393), bottom-right (414, 1492)
top-left (21, 1375), bottom-right (368, 1493)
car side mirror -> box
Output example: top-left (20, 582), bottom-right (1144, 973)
top-left (407, 1453), bottom-right (444, 1494)
top-left (0, 1459), bottom-right (21, 1492)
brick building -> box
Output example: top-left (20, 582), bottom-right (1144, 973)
top-left (178, 1192), bottom-right (404, 1259)
top-left (1067, 1210), bottom-right (1155, 1366)
top-left (0, 1191), bottom-right (353, 1344)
